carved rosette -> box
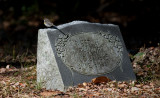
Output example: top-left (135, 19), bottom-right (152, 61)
top-left (55, 31), bottom-right (123, 75)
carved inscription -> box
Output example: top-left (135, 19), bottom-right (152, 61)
top-left (55, 32), bottom-right (123, 75)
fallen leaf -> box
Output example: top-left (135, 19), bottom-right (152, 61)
top-left (78, 84), bottom-right (84, 88)
top-left (0, 68), bottom-right (6, 73)
top-left (135, 84), bottom-right (142, 88)
top-left (93, 92), bottom-right (103, 96)
top-left (105, 88), bottom-right (112, 92)
top-left (19, 82), bottom-right (26, 87)
top-left (92, 76), bottom-right (111, 84)
top-left (0, 81), bottom-right (6, 85)
top-left (118, 83), bottom-right (127, 88)
top-left (83, 82), bottom-right (87, 86)
top-left (6, 65), bottom-right (10, 69)
top-left (155, 88), bottom-right (160, 92)
top-left (143, 85), bottom-right (150, 89)
top-left (110, 83), bottom-right (115, 87)
top-left (137, 71), bottom-right (144, 76)
top-left (131, 87), bottom-right (139, 92)
top-left (78, 88), bottom-right (87, 91)
top-left (27, 76), bottom-right (35, 80)
top-left (14, 82), bottom-right (19, 86)
top-left (86, 94), bottom-right (94, 97)
top-left (40, 91), bottom-right (58, 97)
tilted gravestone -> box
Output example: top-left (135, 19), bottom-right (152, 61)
top-left (37, 21), bottom-right (136, 91)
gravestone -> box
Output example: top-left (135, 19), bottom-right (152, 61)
top-left (37, 21), bottom-right (136, 91)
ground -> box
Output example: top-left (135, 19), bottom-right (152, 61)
top-left (0, 46), bottom-right (160, 97)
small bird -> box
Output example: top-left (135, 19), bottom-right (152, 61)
top-left (44, 18), bottom-right (66, 35)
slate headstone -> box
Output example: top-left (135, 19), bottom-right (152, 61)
top-left (37, 21), bottom-right (136, 91)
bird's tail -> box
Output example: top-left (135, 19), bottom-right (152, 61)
top-left (52, 26), bottom-right (66, 36)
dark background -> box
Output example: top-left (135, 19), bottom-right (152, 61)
top-left (0, 0), bottom-right (160, 54)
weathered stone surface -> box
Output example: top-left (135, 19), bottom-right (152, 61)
top-left (37, 21), bottom-right (136, 91)
top-left (37, 30), bottom-right (65, 91)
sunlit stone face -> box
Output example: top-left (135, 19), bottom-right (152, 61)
top-left (55, 32), bottom-right (123, 75)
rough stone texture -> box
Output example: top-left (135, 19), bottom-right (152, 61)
top-left (37, 29), bottom-right (65, 91)
top-left (55, 32), bottom-right (123, 75)
top-left (37, 21), bottom-right (136, 91)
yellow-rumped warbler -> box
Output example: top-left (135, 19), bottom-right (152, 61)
top-left (44, 18), bottom-right (66, 35)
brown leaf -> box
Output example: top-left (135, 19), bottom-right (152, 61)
top-left (83, 82), bottom-right (87, 86)
top-left (78, 88), bottom-right (87, 91)
top-left (19, 82), bottom-right (26, 87)
top-left (27, 76), bottom-right (35, 80)
top-left (118, 83), bottom-right (127, 88)
top-left (143, 85), bottom-right (150, 89)
top-left (110, 83), bottom-right (115, 87)
top-left (87, 94), bottom-right (94, 97)
top-left (0, 68), bottom-right (6, 73)
top-left (78, 84), bottom-right (84, 88)
top-left (135, 84), bottom-right (142, 88)
top-left (137, 71), bottom-right (144, 76)
top-left (131, 87), bottom-right (139, 92)
top-left (40, 91), bottom-right (58, 97)
top-left (155, 88), bottom-right (160, 92)
top-left (93, 92), bottom-right (103, 96)
top-left (91, 76), bottom-right (111, 84)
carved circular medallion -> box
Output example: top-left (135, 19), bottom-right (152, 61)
top-left (55, 32), bottom-right (123, 75)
